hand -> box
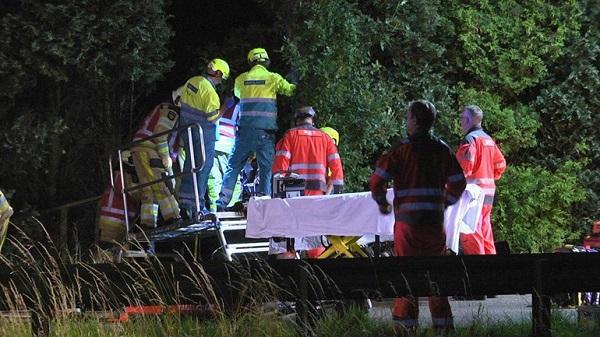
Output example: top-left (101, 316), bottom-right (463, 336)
top-left (161, 156), bottom-right (173, 170)
top-left (378, 203), bottom-right (392, 215)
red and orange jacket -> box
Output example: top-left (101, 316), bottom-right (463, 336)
top-left (370, 132), bottom-right (466, 226)
top-left (273, 123), bottom-right (344, 195)
top-left (455, 127), bottom-right (506, 205)
top-left (97, 171), bottom-right (139, 243)
top-left (132, 103), bottom-right (179, 162)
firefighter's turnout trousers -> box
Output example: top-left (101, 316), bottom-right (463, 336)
top-left (131, 149), bottom-right (179, 228)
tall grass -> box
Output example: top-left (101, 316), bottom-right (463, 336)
top-left (0, 220), bottom-right (600, 337)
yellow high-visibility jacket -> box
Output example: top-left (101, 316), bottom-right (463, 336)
top-left (234, 65), bottom-right (295, 130)
top-left (180, 76), bottom-right (221, 124)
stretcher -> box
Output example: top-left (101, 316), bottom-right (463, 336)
top-left (246, 189), bottom-right (396, 258)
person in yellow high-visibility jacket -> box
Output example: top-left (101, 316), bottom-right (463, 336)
top-left (178, 58), bottom-right (230, 218)
top-left (216, 48), bottom-right (296, 208)
top-left (0, 190), bottom-right (14, 252)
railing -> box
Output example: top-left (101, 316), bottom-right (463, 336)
top-left (109, 122), bottom-right (205, 241)
top-left (2, 253), bottom-right (600, 337)
top-left (40, 123), bottom-right (205, 256)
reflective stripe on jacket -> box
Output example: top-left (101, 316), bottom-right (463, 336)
top-left (370, 132), bottom-right (466, 226)
top-left (180, 75), bottom-right (221, 124)
top-left (455, 127), bottom-right (506, 204)
top-left (215, 97), bottom-right (240, 154)
top-left (273, 124), bottom-right (343, 194)
top-left (133, 103), bottom-right (179, 160)
top-left (234, 65), bottom-right (296, 130)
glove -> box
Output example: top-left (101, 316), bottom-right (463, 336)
top-left (378, 202), bottom-right (392, 215)
top-left (161, 156), bottom-right (172, 170)
top-left (285, 69), bottom-right (299, 85)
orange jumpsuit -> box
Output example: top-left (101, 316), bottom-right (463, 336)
top-left (272, 123), bottom-right (343, 195)
top-left (371, 132), bottom-right (466, 332)
top-left (456, 127), bottom-right (506, 255)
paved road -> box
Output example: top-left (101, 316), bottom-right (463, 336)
top-left (370, 295), bottom-right (577, 327)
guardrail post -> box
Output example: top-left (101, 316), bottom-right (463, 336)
top-left (296, 263), bottom-right (309, 329)
top-left (532, 259), bottom-right (552, 337)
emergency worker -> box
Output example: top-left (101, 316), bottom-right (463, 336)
top-left (97, 151), bottom-right (141, 247)
top-left (370, 100), bottom-right (465, 335)
top-left (178, 58), bottom-right (230, 218)
top-left (0, 189), bottom-right (14, 252)
top-left (456, 105), bottom-right (506, 255)
top-left (207, 97), bottom-right (242, 212)
top-left (319, 126), bottom-right (340, 195)
top-left (216, 48), bottom-right (296, 208)
top-left (271, 107), bottom-right (344, 258)
top-left (131, 99), bottom-right (182, 229)
top-left (273, 107), bottom-right (344, 195)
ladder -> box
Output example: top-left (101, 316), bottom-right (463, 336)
top-left (215, 211), bottom-right (269, 261)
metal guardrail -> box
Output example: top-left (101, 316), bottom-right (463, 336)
top-left (2, 253), bottom-right (600, 337)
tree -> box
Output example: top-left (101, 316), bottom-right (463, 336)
top-left (0, 0), bottom-right (173, 246)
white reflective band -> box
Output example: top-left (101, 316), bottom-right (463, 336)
top-left (242, 111), bottom-right (277, 118)
top-left (298, 173), bottom-right (326, 181)
top-left (395, 188), bottom-right (443, 197)
top-left (275, 150), bottom-right (291, 159)
top-left (374, 168), bottom-right (391, 180)
top-left (290, 163), bottom-right (326, 171)
top-left (331, 179), bottom-right (344, 185)
top-left (466, 178), bottom-right (495, 185)
top-left (240, 98), bottom-right (277, 104)
top-left (482, 187), bottom-right (496, 195)
top-left (327, 153), bottom-right (340, 161)
top-left (495, 162), bottom-right (506, 169)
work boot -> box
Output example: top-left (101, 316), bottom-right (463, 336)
top-left (198, 211), bottom-right (217, 223)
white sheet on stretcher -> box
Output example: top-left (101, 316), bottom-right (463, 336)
top-left (247, 186), bottom-right (484, 253)
top-left (246, 189), bottom-right (395, 238)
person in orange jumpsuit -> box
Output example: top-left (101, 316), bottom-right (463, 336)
top-left (371, 100), bottom-right (465, 335)
top-left (272, 106), bottom-right (344, 195)
top-left (271, 106), bottom-right (344, 258)
top-left (456, 105), bottom-right (506, 255)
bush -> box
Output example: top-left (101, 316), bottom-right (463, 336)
top-left (493, 161), bottom-right (586, 253)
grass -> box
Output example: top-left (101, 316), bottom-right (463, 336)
top-left (1, 221), bottom-right (600, 337)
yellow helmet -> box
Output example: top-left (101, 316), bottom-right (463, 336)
top-left (320, 127), bottom-right (340, 145)
top-left (208, 58), bottom-right (230, 80)
top-left (247, 48), bottom-right (269, 63)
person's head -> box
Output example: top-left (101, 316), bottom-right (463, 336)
top-left (172, 86), bottom-right (184, 107)
top-left (294, 106), bottom-right (316, 125)
top-left (460, 105), bottom-right (483, 134)
top-left (206, 58), bottom-right (230, 84)
top-left (406, 99), bottom-right (437, 135)
top-left (247, 48), bottom-right (270, 68)
top-left (320, 127), bottom-right (339, 146)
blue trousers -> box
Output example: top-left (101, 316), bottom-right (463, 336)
top-left (179, 121), bottom-right (216, 214)
top-left (218, 128), bottom-right (275, 205)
